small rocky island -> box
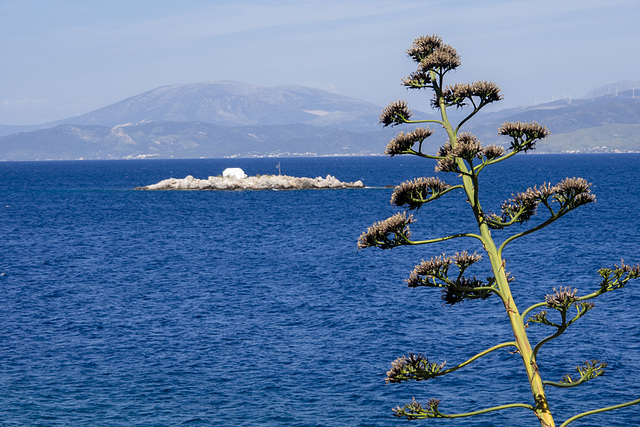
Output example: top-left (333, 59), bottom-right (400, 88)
top-left (135, 168), bottom-right (364, 191)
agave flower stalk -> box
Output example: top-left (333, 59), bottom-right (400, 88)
top-left (360, 34), bottom-right (640, 426)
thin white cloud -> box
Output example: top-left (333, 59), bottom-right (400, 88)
top-left (1, 0), bottom-right (638, 124)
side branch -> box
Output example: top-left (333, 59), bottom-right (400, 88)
top-left (393, 397), bottom-right (534, 420)
top-left (543, 359), bottom-right (606, 388)
top-left (409, 232), bottom-right (483, 245)
top-left (498, 213), bottom-right (563, 256)
top-left (559, 397), bottom-right (640, 427)
top-left (431, 403), bottom-right (535, 419)
top-left (406, 119), bottom-right (445, 126)
top-left (442, 341), bottom-right (517, 376)
top-left (521, 302), bottom-right (546, 324)
top-left (387, 342), bottom-right (516, 384)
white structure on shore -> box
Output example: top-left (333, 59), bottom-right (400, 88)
top-left (222, 168), bottom-right (247, 179)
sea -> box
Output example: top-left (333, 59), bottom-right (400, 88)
top-left (1, 154), bottom-right (639, 426)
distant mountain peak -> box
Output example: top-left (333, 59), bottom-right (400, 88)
top-left (65, 81), bottom-right (381, 130)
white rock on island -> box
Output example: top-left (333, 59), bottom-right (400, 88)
top-left (136, 172), bottom-right (364, 191)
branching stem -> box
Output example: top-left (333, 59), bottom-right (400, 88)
top-left (440, 341), bottom-right (517, 376)
top-left (427, 403), bottom-right (535, 419)
top-left (559, 397), bottom-right (640, 427)
top-left (407, 232), bottom-right (483, 245)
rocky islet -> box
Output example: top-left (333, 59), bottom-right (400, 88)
top-left (136, 173), bottom-right (364, 191)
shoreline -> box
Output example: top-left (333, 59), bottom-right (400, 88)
top-left (135, 174), bottom-right (365, 191)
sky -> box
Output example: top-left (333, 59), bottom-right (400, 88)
top-left (1, 0), bottom-right (639, 125)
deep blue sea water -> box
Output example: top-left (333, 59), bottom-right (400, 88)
top-left (0, 154), bottom-right (639, 426)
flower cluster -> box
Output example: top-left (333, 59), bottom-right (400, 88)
top-left (482, 144), bottom-right (505, 160)
top-left (407, 254), bottom-right (453, 285)
top-left (597, 262), bottom-right (640, 294)
top-left (419, 44), bottom-right (461, 73)
top-left (408, 251), bottom-right (482, 284)
top-left (386, 353), bottom-right (446, 383)
top-left (390, 177), bottom-right (450, 210)
top-left (495, 183), bottom-right (555, 225)
top-left (406, 252), bottom-right (490, 305)
top-left (401, 70), bottom-right (432, 89)
top-left (406, 35), bottom-right (443, 63)
top-left (380, 100), bottom-right (412, 127)
top-left (402, 35), bottom-right (460, 89)
top-left (441, 81), bottom-right (503, 108)
top-left (486, 178), bottom-right (595, 229)
top-left (453, 133), bottom-right (483, 161)
top-left (393, 397), bottom-right (442, 419)
top-left (435, 133), bottom-right (502, 172)
top-left (560, 360), bottom-right (607, 385)
top-left (357, 212), bottom-right (414, 249)
top-left (434, 143), bottom-right (458, 172)
top-left (555, 177), bottom-right (597, 209)
top-left (442, 276), bottom-right (490, 306)
top-left (545, 286), bottom-right (578, 310)
top-left (385, 127), bottom-right (434, 156)
top-left (498, 121), bottom-right (549, 152)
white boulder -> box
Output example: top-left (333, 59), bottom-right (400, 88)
top-left (222, 168), bottom-right (247, 179)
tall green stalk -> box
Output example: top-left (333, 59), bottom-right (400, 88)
top-left (359, 34), bottom-right (640, 426)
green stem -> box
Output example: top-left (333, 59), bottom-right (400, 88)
top-left (439, 341), bottom-right (517, 376)
top-left (406, 150), bottom-right (444, 160)
top-left (543, 380), bottom-right (585, 388)
top-left (405, 119), bottom-right (445, 126)
top-left (498, 212), bottom-right (566, 257)
top-left (559, 397), bottom-right (640, 427)
top-left (521, 302), bottom-right (547, 323)
top-left (432, 403), bottom-right (535, 419)
top-left (531, 316), bottom-right (566, 363)
top-left (474, 150), bottom-right (519, 173)
top-left (407, 232), bottom-right (483, 245)
top-left (455, 103), bottom-right (485, 134)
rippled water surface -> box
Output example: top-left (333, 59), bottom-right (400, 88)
top-left (1, 155), bottom-right (639, 426)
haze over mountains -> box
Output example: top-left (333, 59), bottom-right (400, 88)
top-left (1, 80), bottom-right (639, 160)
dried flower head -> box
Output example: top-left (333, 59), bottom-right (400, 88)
top-left (434, 143), bottom-right (458, 173)
top-left (498, 187), bottom-right (545, 224)
top-left (481, 144), bottom-right (505, 160)
top-left (560, 360), bottom-right (607, 384)
top-left (441, 81), bottom-right (503, 107)
top-left (390, 176), bottom-right (450, 209)
top-left (410, 254), bottom-right (453, 283)
top-left (442, 276), bottom-right (491, 306)
top-left (554, 177), bottom-right (596, 209)
top-left (402, 70), bottom-right (432, 89)
top-left (498, 121), bottom-right (549, 139)
top-left (545, 286), bottom-right (578, 310)
top-left (385, 128), bottom-right (434, 156)
top-left (452, 133), bottom-right (482, 161)
top-left (418, 44), bottom-right (461, 73)
top-left (386, 353), bottom-right (446, 383)
top-left (597, 261), bottom-right (640, 293)
top-left (498, 121), bottom-right (550, 152)
top-left (393, 397), bottom-right (441, 419)
top-left (406, 35), bottom-right (443, 63)
top-left (452, 250), bottom-right (482, 270)
top-left (380, 100), bottom-right (413, 127)
top-left (357, 212), bottom-right (414, 249)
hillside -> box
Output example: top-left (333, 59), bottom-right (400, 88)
top-left (62, 81), bottom-right (382, 131)
top-left (0, 121), bottom-right (391, 161)
top-left (1, 81), bottom-right (639, 160)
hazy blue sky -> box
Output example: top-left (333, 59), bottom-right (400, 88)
top-left (1, 0), bottom-right (638, 125)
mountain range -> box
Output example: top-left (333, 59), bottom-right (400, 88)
top-left (1, 80), bottom-right (639, 160)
